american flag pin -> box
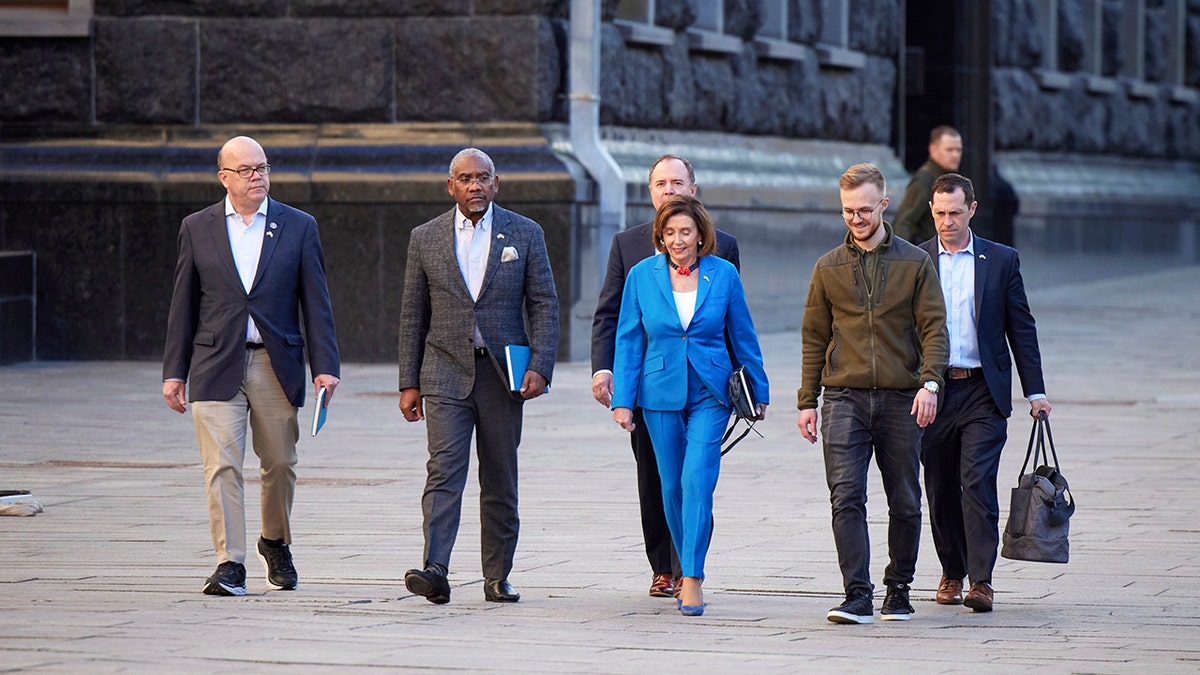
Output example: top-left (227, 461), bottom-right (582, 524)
top-left (497, 233), bottom-right (505, 239)
top-left (979, 254), bottom-right (986, 259)
top-left (703, 276), bottom-right (710, 282)
top-left (266, 231), bottom-right (274, 238)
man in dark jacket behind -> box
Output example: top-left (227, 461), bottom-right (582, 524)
top-left (893, 126), bottom-right (962, 244)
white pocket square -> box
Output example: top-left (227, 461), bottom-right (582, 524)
top-left (501, 246), bottom-right (519, 263)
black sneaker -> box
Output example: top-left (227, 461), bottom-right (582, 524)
top-left (203, 561), bottom-right (247, 596)
top-left (257, 536), bottom-right (298, 590)
top-left (827, 593), bottom-right (874, 624)
top-left (880, 582), bottom-right (914, 621)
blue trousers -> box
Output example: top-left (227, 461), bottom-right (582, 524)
top-left (642, 362), bottom-right (728, 580)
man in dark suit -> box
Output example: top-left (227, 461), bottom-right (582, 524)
top-left (163, 135), bottom-right (341, 597)
top-left (590, 154), bottom-right (739, 599)
top-left (398, 148), bottom-right (559, 605)
top-left (919, 173), bottom-right (1051, 612)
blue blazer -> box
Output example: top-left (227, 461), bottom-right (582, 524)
top-left (612, 254), bottom-right (769, 412)
top-left (920, 234), bottom-right (1045, 417)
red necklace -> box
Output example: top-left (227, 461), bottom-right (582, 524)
top-left (668, 259), bottom-right (700, 276)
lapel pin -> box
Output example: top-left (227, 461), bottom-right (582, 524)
top-left (703, 276), bottom-right (710, 282)
top-left (497, 233), bottom-right (505, 239)
top-left (266, 231), bottom-right (274, 238)
top-left (270, 222), bottom-right (277, 229)
top-left (979, 253), bottom-right (986, 260)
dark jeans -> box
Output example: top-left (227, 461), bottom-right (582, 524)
top-left (821, 387), bottom-right (924, 599)
top-left (920, 376), bottom-right (1008, 584)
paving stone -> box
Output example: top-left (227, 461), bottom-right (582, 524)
top-left (1, 263), bottom-right (1199, 670)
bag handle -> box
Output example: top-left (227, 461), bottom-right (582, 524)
top-left (1017, 410), bottom-right (1059, 477)
top-left (720, 416), bottom-right (762, 456)
top-left (1040, 410), bottom-right (1063, 471)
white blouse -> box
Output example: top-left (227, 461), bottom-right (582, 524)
top-left (673, 289), bottom-right (697, 329)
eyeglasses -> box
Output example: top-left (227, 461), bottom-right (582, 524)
top-left (453, 173), bottom-right (494, 187)
top-left (221, 164), bottom-right (271, 179)
top-left (840, 198), bottom-right (885, 222)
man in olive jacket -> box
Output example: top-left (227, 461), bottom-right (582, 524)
top-left (797, 163), bottom-right (948, 625)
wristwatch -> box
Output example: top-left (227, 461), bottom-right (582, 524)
top-left (923, 381), bottom-right (939, 394)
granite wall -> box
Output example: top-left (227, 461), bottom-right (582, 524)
top-left (0, 127), bottom-right (575, 363)
top-left (2, 0), bottom-right (1200, 363)
top-left (0, 0), bottom-right (906, 143)
top-left (992, 0), bottom-right (1200, 160)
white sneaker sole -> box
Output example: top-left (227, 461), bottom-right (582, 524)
top-left (203, 580), bottom-right (247, 596)
top-left (827, 610), bottom-right (874, 624)
top-left (879, 612), bottom-right (912, 621)
top-left (256, 550), bottom-right (298, 591)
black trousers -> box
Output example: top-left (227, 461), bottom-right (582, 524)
top-left (920, 376), bottom-right (1008, 584)
top-left (631, 408), bottom-right (679, 576)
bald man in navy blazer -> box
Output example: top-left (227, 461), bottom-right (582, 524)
top-left (163, 136), bottom-right (340, 597)
top-left (918, 173), bottom-right (1050, 613)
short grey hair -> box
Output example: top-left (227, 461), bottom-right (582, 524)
top-left (448, 148), bottom-right (496, 176)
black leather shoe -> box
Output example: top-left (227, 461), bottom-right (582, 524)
top-left (483, 578), bottom-right (520, 603)
top-left (404, 568), bottom-right (450, 604)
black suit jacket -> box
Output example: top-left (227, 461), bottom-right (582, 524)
top-left (920, 234), bottom-right (1044, 417)
top-left (591, 221), bottom-right (740, 374)
top-left (163, 197), bottom-right (340, 408)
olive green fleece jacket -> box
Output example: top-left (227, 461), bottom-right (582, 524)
top-left (796, 222), bottom-right (949, 410)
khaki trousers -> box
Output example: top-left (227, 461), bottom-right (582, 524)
top-left (192, 348), bottom-right (299, 564)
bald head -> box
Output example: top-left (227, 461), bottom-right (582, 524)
top-left (217, 136), bottom-right (265, 170)
top-left (217, 135), bottom-right (270, 215)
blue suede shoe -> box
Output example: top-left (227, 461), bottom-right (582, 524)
top-left (680, 603), bottom-right (706, 616)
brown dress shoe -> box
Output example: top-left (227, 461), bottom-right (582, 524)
top-left (673, 575), bottom-right (682, 599)
top-left (649, 573), bottom-right (676, 598)
top-left (936, 576), bottom-right (964, 605)
top-left (963, 581), bottom-right (994, 612)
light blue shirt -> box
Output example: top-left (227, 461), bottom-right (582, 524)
top-left (455, 203), bottom-right (493, 347)
top-left (937, 233), bottom-right (981, 369)
top-left (224, 196), bottom-right (269, 344)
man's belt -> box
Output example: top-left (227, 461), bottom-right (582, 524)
top-left (946, 367), bottom-right (983, 379)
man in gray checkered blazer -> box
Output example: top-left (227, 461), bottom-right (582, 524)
top-left (397, 148), bottom-right (559, 605)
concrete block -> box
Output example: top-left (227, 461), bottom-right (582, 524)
top-left (395, 16), bottom-right (556, 122)
top-left (95, 0), bottom-right (286, 17)
top-left (723, 0), bottom-right (764, 42)
top-left (95, 18), bottom-right (197, 124)
top-left (199, 19), bottom-right (393, 123)
top-left (290, 0), bottom-right (470, 17)
top-left (0, 39), bottom-right (91, 124)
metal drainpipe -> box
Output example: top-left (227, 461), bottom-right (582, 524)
top-left (569, 0), bottom-right (626, 288)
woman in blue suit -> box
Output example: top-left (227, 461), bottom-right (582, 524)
top-left (612, 195), bottom-right (769, 616)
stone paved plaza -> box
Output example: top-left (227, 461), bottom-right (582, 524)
top-left (2, 263), bottom-right (1199, 673)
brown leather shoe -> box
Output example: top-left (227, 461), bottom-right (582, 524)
top-left (649, 573), bottom-right (675, 598)
top-left (936, 576), bottom-right (964, 605)
top-left (963, 581), bottom-right (994, 612)
top-left (673, 575), bottom-right (682, 599)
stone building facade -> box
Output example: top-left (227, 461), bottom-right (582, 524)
top-left (1, 0), bottom-right (1197, 363)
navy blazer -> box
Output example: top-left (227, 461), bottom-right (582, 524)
top-left (612, 255), bottom-right (768, 412)
top-left (591, 221), bottom-right (740, 375)
top-left (920, 234), bottom-right (1045, 417)
top-left (163, 198), bottom-right (340, 408)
